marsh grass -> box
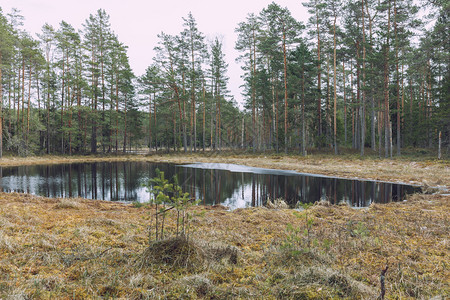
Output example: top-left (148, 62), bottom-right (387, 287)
top-left (54, 198), bottom-right (81, 209)
top-left (0, 191), bottom-right (447, 299)
top-left (140, 236), bottom-right (205, 270)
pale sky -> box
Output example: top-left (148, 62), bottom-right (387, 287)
top-left (1, 0), bottom-right (309, 108)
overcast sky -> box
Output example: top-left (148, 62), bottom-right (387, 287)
top-left (1, 0), bottom-right (310, 108)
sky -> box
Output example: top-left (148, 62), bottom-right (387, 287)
top-left (1, 0), bottom-right (310, 108)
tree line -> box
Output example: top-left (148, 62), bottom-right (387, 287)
top-left (0, 1), bottom-right (448, 157)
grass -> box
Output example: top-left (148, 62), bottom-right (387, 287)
top-left (0, 191), bottom-right (448, 299)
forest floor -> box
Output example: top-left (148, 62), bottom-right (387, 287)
top-left (0, 152), bottom-right (448, 299)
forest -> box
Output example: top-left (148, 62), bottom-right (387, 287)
top-left (0, 2), bottom-right (449, 298)
top-left (0, 0), bottom-right (448, 158)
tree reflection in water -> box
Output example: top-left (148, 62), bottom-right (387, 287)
top-left (0, 162), bottom-right (420, 209)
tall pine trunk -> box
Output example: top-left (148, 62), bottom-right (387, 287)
top-left (282, 23), bottom-right (288, 154)
top-left (0, 53), bottom-right (3, 158)
top-left (202, 81), bottom-right (206, 151)
top-left (252, 30), bottom-right (257, 152)
top-left (394, 1), bottom-right (401, 156)
top-left (315, 1), bottom-right (322, 141)
top-left (301, 69), bottom-right (306, 156)
top-left (343, 61), bottom-right (347, 145)
top-left (333, 14), bottom-right (338, 154)
top-left (361, 0), bottom-right (366, 156)
top-left (123, 95), bottom-right (127, 153)
top-left (384, 0), bottom-right (391, 158)
top-left (26, 66), bottom-right (31, 148)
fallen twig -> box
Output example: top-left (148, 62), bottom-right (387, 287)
top-left (378, 264), bottom-right (389, 300)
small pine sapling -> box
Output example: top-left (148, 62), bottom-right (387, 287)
top-left (144, 170), bottom-right (199, 244)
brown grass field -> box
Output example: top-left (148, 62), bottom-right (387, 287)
top-left (0, 153), bottom-right (448, 299)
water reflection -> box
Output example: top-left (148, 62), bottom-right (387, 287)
top-left (0, 162), bottom-right (420, 209)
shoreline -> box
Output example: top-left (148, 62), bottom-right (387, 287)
top-left (0, 153), bottom-right (448, 191)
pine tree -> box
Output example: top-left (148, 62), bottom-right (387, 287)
top-left (180, 12), bottom-right (207, 152)
top-left (209, 38), bottom-right (230, 151)
top-left (288, 41), bottom-right (316, 155)
top-left (303, 0), bottom-right (327, 144)
top-left (139, 65), bottom-right (160, 151)
top-left (235, 13), bottom-right (259, 152)
top-left (0, 8), bottom-right (17, 157)
top-left (83, 9), bottom-right (112, 153)
top-left (37, 23), bottom-right (56, 154)
top-left (154, 32), bottom-right (187, 152)
top-left (259, 3), bottom-right (303, 153)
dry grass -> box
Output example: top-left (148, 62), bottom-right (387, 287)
top-left (54, 198), bottom-right (82, 209)
top-left (0, 191), bottom-right (448, 299)
top-left (140, 236), bottom-right (206, 270)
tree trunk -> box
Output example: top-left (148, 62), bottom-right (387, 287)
top-left (115, 73), bottom-right (119, 152)
top-left (241, 117), bottom-right (244, 148)
top-left (47, 63), bottom-right (50, 154)
top-left (149, 95), bottom-right (152, 151)
top-left (0, 53), bottom-right (2, 158)
top-left (361, 0), bottom-right (366, 156)
top-left (302, 70), bottom-right (306, 156)
top-left (276, 85), bottom-right (279, 153)
top-left (21, 58), bottom-right (25, 133)
top-left (123, 95), bottom-right (127, 153)
top-left (333, 14), bottom-right (338, 155)
top-left (61, 51), bottom-right (66, 154)
top-left (282, 24), bottom-right (288, 154)
top-left (202, 81), bottom-right (206, 151)
top-left (181, 69), bottom-right (188, 152)
top-left (351, 60), bottom-right (355, 149)
top-left (218, 92), bottom-right (222, 151)
top-left (384, 0), bottom-right (391, 158)
top-left (91, 46), bottom-right (98, 154)
top-left (394, 0), bottom-right (401, 156)
top-left (210, 85), bottom-right (214, 150)
top-left (215, 80), bottom-right (219, 151)
top-left (190, 32), bottom-right (197, 153)
top-left (366, 1), bottom-right (376, 152)
top-left (8, 72), bottom-right (11, 134)
top-left (326, 55), bottom-right (331, 148)
top-left (315, 1), bottom-right (322, 140)
top-left (101, 36), bottom-right (106, 153)
top-left (343, 61), bottom-right (347, 145)
top-left (252, 31), bottom-right (257, 152)
top-left (26, 66), bottom-right (32, 148)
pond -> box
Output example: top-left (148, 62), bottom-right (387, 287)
top-left (0, 161), bottom-right (421, 209)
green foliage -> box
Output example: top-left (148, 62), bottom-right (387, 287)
top-left (144, 168), bottom-right (199, 243)
top-left (131, 201), bottom-right (146, 208)
top-left (0, 2), bottom-right (448, 156)
top-left (282, 208), bottom-right (316, 253)
top-left (348, 221), bottom-right (370, 238)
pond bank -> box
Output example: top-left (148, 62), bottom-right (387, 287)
top-left (0, 192), bottom-right (448, 298)
top-left (0, 153), bottom-right (448, 191)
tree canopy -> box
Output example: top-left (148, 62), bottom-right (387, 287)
top-left (0, 2), bottom-right (447, 157)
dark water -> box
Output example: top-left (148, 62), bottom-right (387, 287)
top-left (0, 162), bottom-right (421, 209)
